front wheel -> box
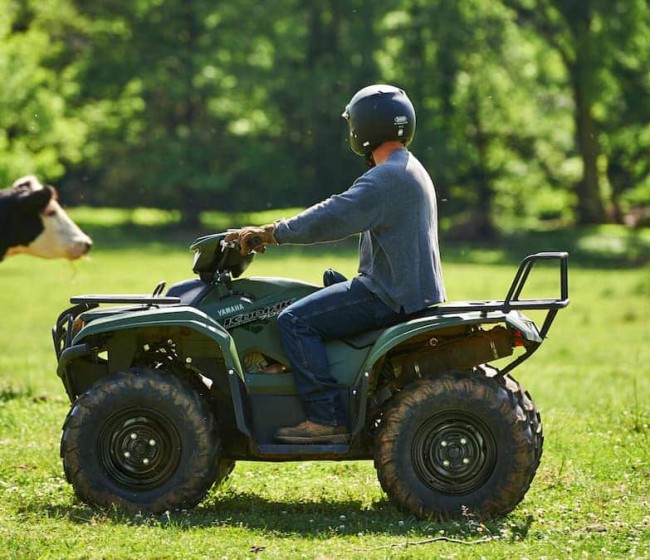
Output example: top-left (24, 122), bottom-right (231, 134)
top-left (374, 368), bottom-right (543, 519)
top-left (61, 368), bottom-right (221, 513)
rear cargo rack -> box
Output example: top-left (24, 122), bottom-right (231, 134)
top-left (436, 251), bottom-right (569, 338)
top-left (438, 252), bottom-right (569, 379)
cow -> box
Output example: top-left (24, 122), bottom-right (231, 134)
top-left (0, 176), bottom-right (92, 261)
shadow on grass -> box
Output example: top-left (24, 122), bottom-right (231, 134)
top-left (77, 216), bottom-right (650, 269)
top-left (440, 227), bottom-right (650, 268)
top-left (26, 491), bottom-right (533, 543)
top-left (0, 385), bottom-right (42, 403)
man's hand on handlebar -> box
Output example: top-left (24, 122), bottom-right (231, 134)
top-left (224, 224), bottom-right (278, 255)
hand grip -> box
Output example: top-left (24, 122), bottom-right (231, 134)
top-left (249, 236), bottom-right (263, 248)
top-left (242, 235), bottom-right (266, 254)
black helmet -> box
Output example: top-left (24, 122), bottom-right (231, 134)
top-left (342, 84), bottom-right (416, 156)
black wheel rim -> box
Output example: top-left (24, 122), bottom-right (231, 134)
top-left (412, 411), bottom-right (496, 495)
top-left (98, 407), bottom-right (181, 491)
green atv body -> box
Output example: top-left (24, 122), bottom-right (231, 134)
top-left (53, 233), bottom-right (569, 518)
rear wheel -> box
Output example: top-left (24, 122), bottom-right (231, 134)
top-left (374, 368), bottom-right (543, 518)
top-left (61, 368), bottom-right (220, 513)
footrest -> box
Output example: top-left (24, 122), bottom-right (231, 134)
top-left (256, 443), bottom-right (350, 457)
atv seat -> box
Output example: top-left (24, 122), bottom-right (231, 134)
top-left (340, 304), bottom-right (443, 349)
top-left (341, 329), bottom-right (384, 349)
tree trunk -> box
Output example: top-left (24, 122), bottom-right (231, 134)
top-left (571, 63), bottom-right (607, 224)
top-left (177, 0), bottom-right (201, 230)
top-left (179, 185), bottom-right (201, 229)
top-left (467, 88), bottom-right (497, 240)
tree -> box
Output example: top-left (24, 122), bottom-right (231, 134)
top-left (504, 0), bottom-right (611, 224)
top-left (378, 0), bottom-right (575, 237)
top-left (263, 0), bottom-right (389, 207)
top-left (3, 0), bottom-right (646, 230)
top-left (0, 0), bottom-right (87, 189)
top-left (66, 0), bottom-right (247, 226)
top-left (65, 0), bottom-right (388, 218)
top-left (599, 0), bottom-right (650, 223)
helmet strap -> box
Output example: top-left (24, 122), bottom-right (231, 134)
top-left (365, 152), bottom-right (376, 169)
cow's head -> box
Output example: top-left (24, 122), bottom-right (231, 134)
top-left (1, 176), bottom-right (92, 261)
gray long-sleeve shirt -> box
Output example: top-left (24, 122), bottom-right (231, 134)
top-left (274, 148), bottom-right (446, 313)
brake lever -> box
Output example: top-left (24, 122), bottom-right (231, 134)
top-left (220, 239), bottom-right (239, 250)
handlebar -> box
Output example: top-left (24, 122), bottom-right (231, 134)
top-left (248, 236), bottom-right (263, 250)
top-left (220, 235), bottom-right (265, 255)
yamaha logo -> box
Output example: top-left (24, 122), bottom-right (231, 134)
top-left (216, 303), bottom-right (245, 317)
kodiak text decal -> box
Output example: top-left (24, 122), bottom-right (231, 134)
top-left (222, 299), bottom-right (295, 329)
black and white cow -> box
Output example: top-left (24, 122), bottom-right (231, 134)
top-left (0, 176), bottom-right (92, 261)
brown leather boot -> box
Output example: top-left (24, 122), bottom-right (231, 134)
top-left (274, 420), bottom-right (350, 444)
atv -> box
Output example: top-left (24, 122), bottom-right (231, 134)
top-left (52, 232), bottom-right (569, 519)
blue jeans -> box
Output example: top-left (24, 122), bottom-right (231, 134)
top-left (276, 277), bottom-right (407, 427)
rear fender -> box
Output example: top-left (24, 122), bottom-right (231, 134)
top-left (361, 309), bottom-right (540, 373)
top-left (347, 309), bottom-right (541, 437)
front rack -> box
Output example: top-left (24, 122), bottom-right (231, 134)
top-left (69, 294), bottom-right (181, 305)
top-left (52, 282), bottom-right (181, 360)
top-left (68, 280), bottom-right (181, 306)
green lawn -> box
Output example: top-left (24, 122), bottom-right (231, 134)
top-left (0, 219), bottom-right (648, 559)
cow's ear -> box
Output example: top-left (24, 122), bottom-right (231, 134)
top-left (47, 185), bottom-right (59, 200)
top-left (21, 186), bottom-right (53, 212)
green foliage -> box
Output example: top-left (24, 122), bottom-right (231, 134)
top-left (502, 0), bottom-right (650, 224)
top-left (0, 0), bottom-right (88, 185)
top-left (0, 0), bottom-right (648, 229)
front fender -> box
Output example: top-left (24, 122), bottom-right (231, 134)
top-left (58, 305), bottom-right (254, 437)
top-left (71, 305), bottom-right (243, 376)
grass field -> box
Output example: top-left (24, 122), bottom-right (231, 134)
top-left (0, 213), bottom-right (648, 559)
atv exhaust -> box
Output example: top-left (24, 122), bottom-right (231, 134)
top-left (390, 325), bottom-right (514, 380)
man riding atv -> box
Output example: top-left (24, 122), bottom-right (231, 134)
top-left (226, 84), bottom-right (446, 444)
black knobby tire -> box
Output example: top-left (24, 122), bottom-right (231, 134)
top-left (374, 368), bottom-right (543, 519)
top-left (61, 368), bottom-right (221, 513)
